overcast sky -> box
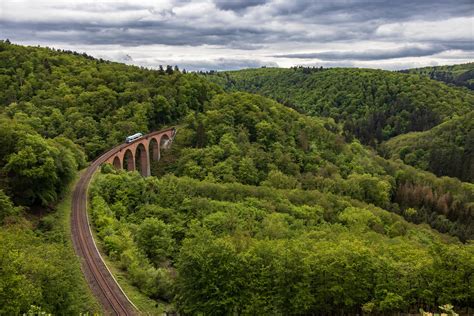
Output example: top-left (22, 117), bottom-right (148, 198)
top-left (1, 0), bottom-right (473, 71)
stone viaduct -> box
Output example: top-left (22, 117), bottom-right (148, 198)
top-left (103, 127), bottom-right (176, 177)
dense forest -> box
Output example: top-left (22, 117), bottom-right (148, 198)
top-left (207, 67), bottom-right (474, 182)
top-left (0, 41), bottom-right (218, 314)
top-left (91, 91), bottom-right (474, 314)
top-left (0, 41), bottom-right (473, 314)
top-left (91, 172), bottom-right (473, 315)
top-left (207, 67), bottom-right (472, 145)
top-left (401, 63), bottom-right (474, 90)
top-left (383, 112), bottom-right (474, 182)
top-left (0, 41), bottom-right (218, 207)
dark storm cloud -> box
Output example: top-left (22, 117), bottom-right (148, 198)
top-left (440, 41), bottom-right (474, 51)
top-left (270, 0), bottom-right (473, 23)
top-left (274, 45), bottom-right (448, 61)
top-left (0, 19), bottom-right (356, 49)
top-left (0, 20), bottom-right (272, 48)
top-left (213, 0), bottom-right (268, 11)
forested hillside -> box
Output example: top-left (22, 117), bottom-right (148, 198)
top-left (92, 172), bottom-right (473, 315)
top-left (207, 67), bottom-right (473, 146)
top-left (383, 112), bottom-right (474, 182)
top-left (91, 92), bottom-right (473, 314)
top-left (207, 67), bottom-right (474, 182)
top-left (0, 42), bottom-right (473, 314)
top-left (401, 63), bottom-right (474, 90)
top-left (0, 41), bottom-right (218, 314)
top-left (0, 41), bottom-right (218, 208)
top-left (154, 93), bottom-right (474, 244)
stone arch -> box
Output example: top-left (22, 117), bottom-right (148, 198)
top-left (123, 149), bottom-right (135, 171)
top-left (112, 156), bottom-right (121, 169)
top-left (135, 143), bottom-right (150, 177)
top-left (149, 137), bottom-right (159, 162)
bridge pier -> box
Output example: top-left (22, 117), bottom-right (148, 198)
top-left (138, 144), bottom-right (151, 177)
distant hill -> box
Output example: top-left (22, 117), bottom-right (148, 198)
top-left (207, 67), bottom-right (474, 146)
top-left (383, 111), bottom-right (474, 182)
top-left (400, 63), bottom-right (474, 90)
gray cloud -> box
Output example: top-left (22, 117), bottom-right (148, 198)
top-left (0, 0), bottom-right (472, 70)
top-left (274, 45), bottom-right (449, 61)
top-left (270, 1), bottom-right (473, 23)
top-left (1, 0), bottom-right (472, 47)
top-left (214, 0), bottom-right (268, 11)
top-left (0, 22), bottom-right (259, 48)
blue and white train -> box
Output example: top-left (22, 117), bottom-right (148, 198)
top-left (125, 132), bottom-right (143, 143)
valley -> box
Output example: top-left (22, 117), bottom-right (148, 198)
top-left (0, 41), bottom-right (472, 315)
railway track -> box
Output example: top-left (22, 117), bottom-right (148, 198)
top-left (71, 128), bottom-right (175, 315)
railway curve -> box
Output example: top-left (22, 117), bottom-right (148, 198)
top-left (71, 127), bottom-right (176, 315)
